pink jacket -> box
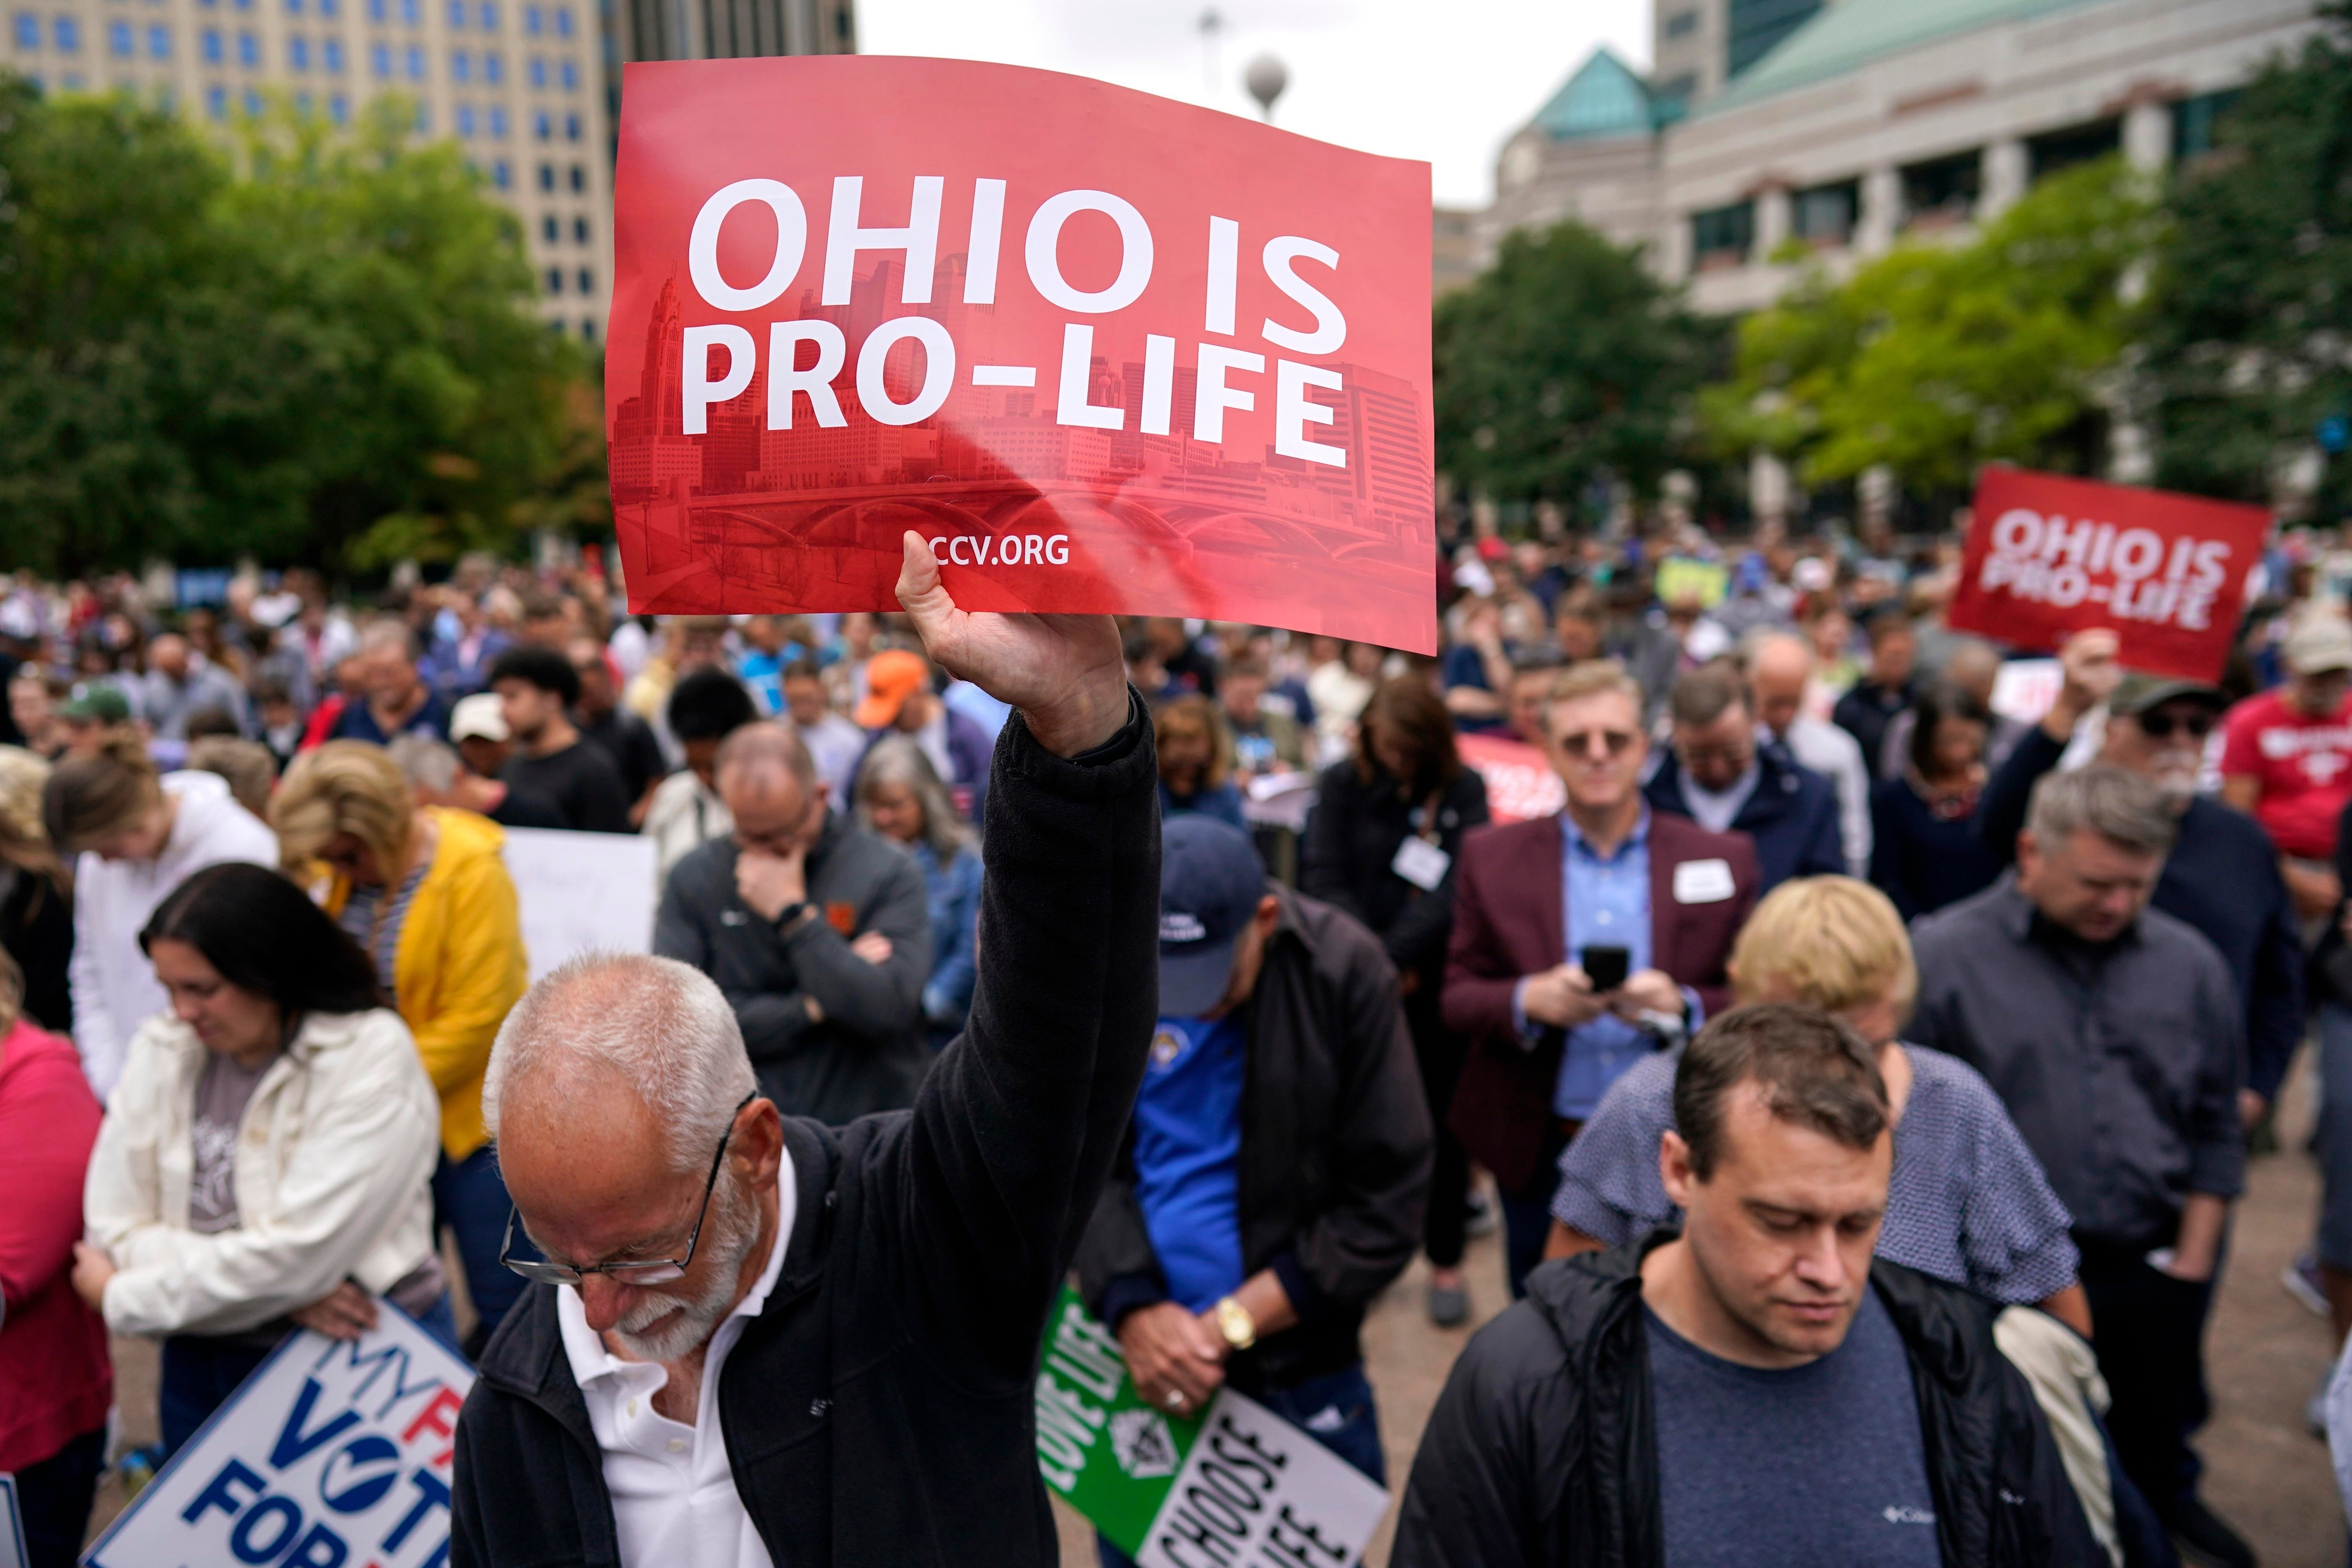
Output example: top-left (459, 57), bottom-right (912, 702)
top-left (0, 1016), bottom-right (110, 1471)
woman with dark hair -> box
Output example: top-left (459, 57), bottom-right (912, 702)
top-left (1155, 694), bottom-right (1246, 827)
top-left (73, 863), bottom-right (445, 1454)
top-left (1869, 681), bottom-right (2005, 921)
top-left (855, 735), bottom-right (985, 1049)
top-left (1301, 675), bottom-right (1489, 1326)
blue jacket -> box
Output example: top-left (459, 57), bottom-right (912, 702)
top-left (912, 839), bottom-right (983, 1039)
top-left (1644, 743), bottom-right (1845, 892)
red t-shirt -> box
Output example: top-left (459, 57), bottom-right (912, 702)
top-left (2219, 688), bottom-right (2352, 859)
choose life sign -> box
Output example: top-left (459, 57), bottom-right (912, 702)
top-left (1035, 1288), bottom-right (1391, 1566)
top-left (83, 1305), bottom-right (470, 1568)
top-left (608, 55), bottom-right (1436, 652)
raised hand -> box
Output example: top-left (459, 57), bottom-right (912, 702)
top-left (894, 532), bottom-right (1126, 757)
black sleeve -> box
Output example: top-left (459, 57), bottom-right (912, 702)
top-left (1393, 1313), bottom-right (1548, 1568)
top-left (1074, 1166), bottom-right (1167, 1329)
top-left (2247, 856), bottom-right (2305, 1103)
top-left (1978, 726), bottom-right (2066, 865)
top-left (1298, 764), bottom-right (1370, 919)
top-left (1869, 786), bottom-right (1920, 924)
top-left (1282, 935), bottom-right (1434, 1315)
top-left (881, 690), bottom-right (1161, 1380)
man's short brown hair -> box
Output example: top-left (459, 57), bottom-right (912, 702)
top-left (1673, 1003), bottom-right (1889, 1180)
top-left (1543, 659), bottom-right (1643, 715)
top-left (1668, 661), bottom-right (1748, 729)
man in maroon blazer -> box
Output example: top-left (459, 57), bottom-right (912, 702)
top-left (1443, 660), bottom-right (1759, 1292)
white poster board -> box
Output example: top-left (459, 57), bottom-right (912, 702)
top-left (1131, 1389), bottom-right (1391, 1568)
top-left (82, 1305), bottom-right (472, 1568)
top-left (501, 826), bottom-right (660, 981)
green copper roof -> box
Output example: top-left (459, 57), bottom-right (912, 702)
top-left (1533, 47), bottom-right (1658, 140)
top-left (1704, 0), bottom-right (2116, 115)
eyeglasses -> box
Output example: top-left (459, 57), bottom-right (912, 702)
top-left (499, 1092), bottom-right (756, 1287)
top-left (2135, 711), bottom-right (2214, 741)
top-left (1556, 728), bottom-right (1637, 759)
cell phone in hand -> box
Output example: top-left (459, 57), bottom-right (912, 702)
top-left (1580, 944), bottom-right (1630, 993)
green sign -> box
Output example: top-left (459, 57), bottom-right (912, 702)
top-left (1034, 1286), bottom-right (1204, 1555)
top-left (1656, 555), bottom-right (1729, 608)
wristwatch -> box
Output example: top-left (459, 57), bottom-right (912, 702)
top-left (773, 900), bottom-right (811, 931)
top-left (1212, 1295), bottom-right (1256, 1353)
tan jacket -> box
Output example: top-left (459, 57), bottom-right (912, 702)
top-left (84, 1007), bottom-right (439, 1337)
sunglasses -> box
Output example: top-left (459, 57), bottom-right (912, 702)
top-left (1555, 728), bottom-right (1637, 759)
top-left (2135, 711), bottom-right (2214, 741)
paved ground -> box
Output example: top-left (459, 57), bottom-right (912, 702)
top-left (87, 1063), bottom-right (2352, 1566)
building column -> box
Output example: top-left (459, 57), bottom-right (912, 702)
top-left (1755, 183), bottom-right (1793, 259)
top-left (2124, 100), bottom-right (2171, 172)
top-left (1857, 164), bottom-right (1901, 254)
top-left (1980, 138), bottom-right (2028, 218)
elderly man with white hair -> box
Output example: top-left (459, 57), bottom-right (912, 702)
top-left (448, 536), bottom-right (1154, 1568)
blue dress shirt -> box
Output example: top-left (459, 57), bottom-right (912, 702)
top-left (1514, 810), bottom-right (1659, 1119)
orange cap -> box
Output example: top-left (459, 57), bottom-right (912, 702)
top-left (854, 648), bottom-right (930, 728)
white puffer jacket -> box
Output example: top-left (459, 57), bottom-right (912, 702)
top-left (83, 1006), bottom-right (440, 1338)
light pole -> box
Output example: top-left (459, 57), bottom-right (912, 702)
top-left (1245, 54), bottom-right (1288, 122)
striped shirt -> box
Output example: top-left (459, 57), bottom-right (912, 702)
top-left (1550, 1042), bottom-right (2079, 1305)
top-left (338, 861), bottom-right (428, 1000)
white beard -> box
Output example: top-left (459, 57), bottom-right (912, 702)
top-left (607, 1171), bottom-right (760, 1364)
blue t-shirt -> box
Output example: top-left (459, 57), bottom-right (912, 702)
top-left (1132, 1016), bottom-right (1247, 1311)
top-left (1648, 1292), bottom-right (1941, 1567)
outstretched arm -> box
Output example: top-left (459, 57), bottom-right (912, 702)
top-left (883, 535), bottom-right (1158, 1378)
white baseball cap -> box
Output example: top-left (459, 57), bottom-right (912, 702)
top-left (450, 692), bottom-right (509, 743)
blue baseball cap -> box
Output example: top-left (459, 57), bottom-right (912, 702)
top-left (1159, 815), bottom-right (1267, 1018)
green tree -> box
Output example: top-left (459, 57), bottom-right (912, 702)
top-left (0, 83), bottom-right (590, 575)
top-left (1434, 220), bottom-right (1718, 511)
top-left (1705, 159), bottom-right (2161, 495)
top-left (2146, 8), bottom-right (2352, 510)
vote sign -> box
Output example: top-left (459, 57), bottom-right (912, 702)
top-left (82, 1306), bottom-right (470, 1568)
top-left (1948, 467), bottom-right (2272, 681)
top-left (609, 55), bottom-right (1437, 651)
top-left (1034, 1288), bottom-right (1390, 1564)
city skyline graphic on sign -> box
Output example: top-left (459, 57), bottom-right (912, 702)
top-left (608, 255), bottom-right (1435, 631)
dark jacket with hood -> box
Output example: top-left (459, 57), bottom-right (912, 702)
top-left (1392, 1234), bottom-right (2100, 1568)
top-left (1074, 883), bottom-right (1434, 1391)
top-left (450, 696), bottom-right (1160, 1568)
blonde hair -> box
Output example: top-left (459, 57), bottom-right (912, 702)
top-left (1544, 659), bottom-right (1644, 715)
top-left (272, 741), bottom-right (414, 876)
top-left (1729, 875), bottom-right (1918, 1020)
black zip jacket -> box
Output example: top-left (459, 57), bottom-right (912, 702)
top-left (1300, 759), bottom-right (1489, 985)
top-left (449, 694), bottom-right (1160, 1568)
top-left (1074, 884), bottom-right (1433, 1390)
top-left (1392, 1233), bottom-right (2100, 1568)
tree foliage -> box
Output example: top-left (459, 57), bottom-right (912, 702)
top-left (2145, 8), bottom-right (2352, 510)
top-left (1704, 159), bottom-right (2161, 495)
top-left (1434, 220), bottom-right (1718, 509)
top-left (0, 82), bottom-right (596, 575)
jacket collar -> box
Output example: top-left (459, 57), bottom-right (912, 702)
top-left (1648, 746), bottom-right (1804, 829)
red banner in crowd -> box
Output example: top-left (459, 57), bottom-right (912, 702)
top-left (1456, 732), bottom-right (1565, 825)
top-left (1947, 468), bottom-right (2272, 681)
top-left (606, 56), bottom-right (1437, 652)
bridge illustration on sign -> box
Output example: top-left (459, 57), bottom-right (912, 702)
top-left (610, 264), bottom-right (1434, 612)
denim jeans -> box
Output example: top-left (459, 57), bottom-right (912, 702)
top-left (435, 1143), bottom-right (531, 1343)
top-left (1097, 1362), bottom-right (1385, 1568)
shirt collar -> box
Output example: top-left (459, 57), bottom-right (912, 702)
top-left (555, 1153), bottom-right (797, 1392)
top-left (1561, 805), bottom-right (1650, 861)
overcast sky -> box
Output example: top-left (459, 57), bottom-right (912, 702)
top-left (857, 0), bottom-right (1652, 209)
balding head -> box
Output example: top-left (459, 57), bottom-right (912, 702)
top-left (1746, 632), bottom-right (1812, 738)
top-left (717, 721), bottom-right (825, 856)
top-left (1943, 638), bottom-right (2002, 706)
top-left (484, 953), bottom-right (780, 1361)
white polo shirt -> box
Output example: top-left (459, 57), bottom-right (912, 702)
top-left (556, 1157), bottom-right (796, 1568)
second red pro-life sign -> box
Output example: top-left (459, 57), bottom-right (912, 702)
top-left (607, 55), bottom-right (1437, 651)
top-left (1947, 468), bottom-right (2272, 681)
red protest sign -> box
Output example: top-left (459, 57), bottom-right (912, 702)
top-left (1456, 732), bottom-right (1564, 825)
top-left (606, 56), bottom-right (1437, 653)
top-left (1947, 468), bottom-right (2271, 681)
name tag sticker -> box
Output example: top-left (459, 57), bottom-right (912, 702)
top-left (1673, 858), bottom-right (1735, 905)
top-left (1391, 836), bottom-right (1451, 892)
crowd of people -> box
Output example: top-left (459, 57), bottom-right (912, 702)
top-left (0, 514), bottom-right (2349, 1566)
